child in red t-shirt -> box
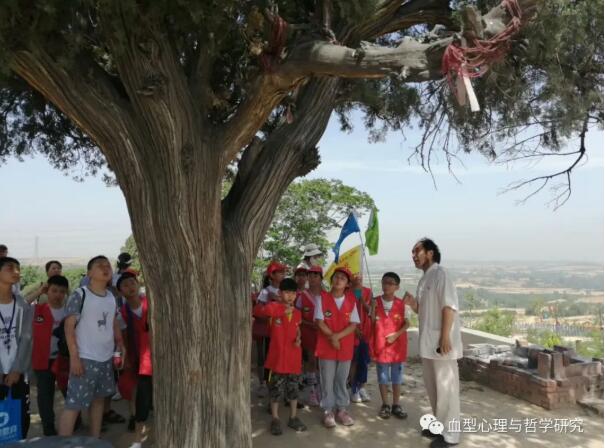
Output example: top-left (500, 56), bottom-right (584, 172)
top-left (253, 278), bottom-right (307, 436)
top-left (253, 261), bottom-right (287, 398)
top-left (369, 272), bottom-right (409, 420)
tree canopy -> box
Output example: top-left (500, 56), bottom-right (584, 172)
top-left (0, 0), bottom-right (601, 206)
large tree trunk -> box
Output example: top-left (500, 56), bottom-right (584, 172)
top-left (116, 78), bottom-right (338, 448)
top-left (121, 162), bottom-right (252, 448)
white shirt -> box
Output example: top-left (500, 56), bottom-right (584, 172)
top-left (49, 306), bottom-right (65, 359)
top-left (131, 305), bottom-right (143, 318)
top-left (314, 295), bottom-right (360, 323)
top-left (66, 287), bottom-right (118, 362)
top-left (381, 297), bottom-right (395, 315)
top-left (10, 284), bottom-right (20, 296)
top-left (295, 290), bottom-right (320, 310)
top-left (257, 286), bottom-right (279, 304)
top-left (417, 263), bottom-right (463, 360)
top-left (0, 301), bottom-right (17, 374)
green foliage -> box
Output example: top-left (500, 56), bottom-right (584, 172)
top-left (462, 291), bottom-right (484, 311)
top-left (525, 297), bottom-right (546, 316)
top-left (260, 178), bottom-right (374, 268)
top-left (527, 328), bottom-right (563, 349)
top-left (19, 265), bottom-right (85, 294)
top-left (472, 308), bottom-right (515, 337)
top-left (19, 265), bottom-right (45, 291)
top-left (121, 235), bottom-right (141, 272)
top-left (576, 330), bottom-right (604, 360)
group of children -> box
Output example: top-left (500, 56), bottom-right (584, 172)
top-left (0, 245), bottom-right (410, 442)
top-left (252, 261), bottom-right (409, 435)
top-left (0, 250), bottom-right (151, 448)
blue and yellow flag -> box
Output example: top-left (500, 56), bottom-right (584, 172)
top-left (325, 245), bottom-right (362, 282)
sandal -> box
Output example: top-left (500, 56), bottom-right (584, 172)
top-left (270, 418), bottom-right (282, 436)
top-left (103, 409), bottom-right (126, 424)
top-left (391, 404), bottom-right (408, 419)
top-left (379, 404), bottom-right (391, 419)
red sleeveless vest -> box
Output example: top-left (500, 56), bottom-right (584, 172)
top-left (32, 303), bottom-right (54, 370)
top-left (253, 302), bottom-right (302, 374)
top-left (315, 291), bottom-right (357, 361)
top-left (120, 295), bottom-right (152, 376)
top-left (370, 297), bottom-right (408, 363)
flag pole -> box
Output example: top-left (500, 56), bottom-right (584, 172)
top-left (354, 210), bottom-right (378, 326)
top-left (353, 211), bottom-right (374, 294)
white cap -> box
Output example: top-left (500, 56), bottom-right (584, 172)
top-left (302, 243), bottom-right (322, 258)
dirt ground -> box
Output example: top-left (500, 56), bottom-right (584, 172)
top-left (24, 361), bottom-right (603, 447)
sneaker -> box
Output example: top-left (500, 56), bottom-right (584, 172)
top-left (257, 382), bottom-right (269, 398)
top-left (322, 411), bottom-right (336, 428)
top-left (129, 443), bottom-right (142, 448)
top-left (270, 418), bottom-right (282, 436)
top-left (350, 391), bottom-right (362, 403)
top-left (287, 416), bottom-right (307, 432)
top-left (307, 386), bottom-right (320, 407)
top-left (359, 388), bottom-right (371, 402)
top-left (335, 409), bottom-right (354, 426)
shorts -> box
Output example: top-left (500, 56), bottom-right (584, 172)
top-left (268, 373), bottom-right (302, 402)
top-left (376, 362), bottom-right (404, 385)
top-left (65, 358), bottom-right (116, 410)
top-left (135, 375), bottom-right (153, 422)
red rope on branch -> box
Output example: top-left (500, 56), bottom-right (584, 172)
top-left (442, 0), bottom-right (522, 95)
top-left (260, 15), bottom-right (288, 73)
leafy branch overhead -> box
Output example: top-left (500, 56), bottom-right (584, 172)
top-left (0, 0), bottom-right (600, 206)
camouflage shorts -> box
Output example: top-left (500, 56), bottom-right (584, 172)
top-left (268, 373), bottom-right (302, 402)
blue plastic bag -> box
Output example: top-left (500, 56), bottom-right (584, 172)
top-left (0, 390), bottom-right (21, 444)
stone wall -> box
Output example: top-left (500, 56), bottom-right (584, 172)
top-left (459, 343), bottom-right (603, 410)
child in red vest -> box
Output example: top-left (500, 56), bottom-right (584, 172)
top-left (32, 274), bottom-right (69, 436)
top-left (253, 278), bottom-right (307, 436)
top-left (370, 272), bottom-right (409, 420)
top-left (117, 272), bottom-right (152, 448)
top-left (253, 261), bottom-right (287, 398)
top-left (315, 267), bottom-right (359, 428)
top-left (349, 273), bottom-right (373, 403)
top-left (296, 265), bottom-right (326, 407)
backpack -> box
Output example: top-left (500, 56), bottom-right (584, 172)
top-left (53, 288), bottom-right (86, 357)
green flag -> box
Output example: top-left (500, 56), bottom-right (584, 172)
top-left (365, 206), bottom-right (379, 255)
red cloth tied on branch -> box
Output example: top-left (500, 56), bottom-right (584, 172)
top-left (260, 15), bottom-right (288, 73)
top-left (441, 0), bottom-right (522, 110)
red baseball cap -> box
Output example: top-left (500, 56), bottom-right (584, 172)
top-left (294, 266), bottom-right (308, 275)
top-left (266, 261), bottom-right (287, 276)
top-left (333, 266), bottom-right (352, 281)
top-left (307, 265), bottom-right (323, 276)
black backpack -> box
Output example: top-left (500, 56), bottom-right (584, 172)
top-left (53, 288), bottom-right (86, 357)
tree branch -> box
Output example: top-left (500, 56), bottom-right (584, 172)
top-left (217, 0), bottom-right (536, 166)
top-left (9, 49), bottom-right (140, 182)
top-left (502, 116), bottom-right (590, 210)
top-left (344, 0), bottom-right (453, 43)
top-left (222, 78), bottom-right (338, 265)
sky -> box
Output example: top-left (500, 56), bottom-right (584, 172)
top-left (1, 112), bottom-right (603, 264)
